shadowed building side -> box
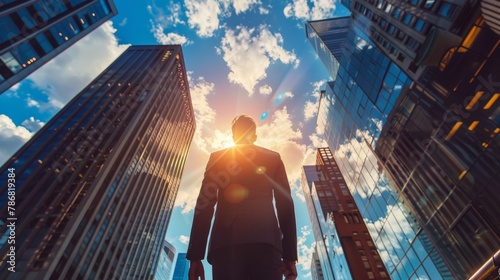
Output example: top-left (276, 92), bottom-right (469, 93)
top-left (0, 45), bottom-right (195, 280)
top-left (0, 0), bottom-right (118, 94)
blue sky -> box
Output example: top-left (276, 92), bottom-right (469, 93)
top-left (0, 0), bottom-right (350, 278)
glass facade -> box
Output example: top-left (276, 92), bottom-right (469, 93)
top-left (155, 241), bottom-right (176, 280)
top-left (0, 0), bottom-right (118, 94)
top-left (376, 16), bottom-right (500, 278)
top-left (0, 45), bottom-right (196, 279)
top-left (308, 3), bottom-right (500, 279)
top-left (308, 17), bottom-right (450, 279)
top-left (172, 253), bottom-right (189, 280)
top-left (311, 249), bottom-right (325, 280)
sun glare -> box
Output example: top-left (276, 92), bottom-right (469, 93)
top-left (211, 130), bottom-right (235, 149)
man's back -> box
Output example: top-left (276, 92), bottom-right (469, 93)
top-left (186, 115), bottom-right (298, 280)
top-left (188, 144), bottom-right (296, 263)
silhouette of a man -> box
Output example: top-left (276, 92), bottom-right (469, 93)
top-left (186, 115), bottom-right (298, 280)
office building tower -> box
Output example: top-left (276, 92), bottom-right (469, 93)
top-left (0, 45), bottom-right (195, 279)
top-left (0, 0), bottom-right (118, 94)
top-left (307, 16), bottom-right (448, 279)
top-left (155, 241), bottom-right (176, 280)
top-left (302, 148), bottom-right (389, 279)
top-left (310, 248), bottom-right (325, 280)
top-left (307, 1), bottom-right (500, 278)
top-left (339, 0), bottom-right (489, 81)
top-left (172, 253), bottom-right (188, 280)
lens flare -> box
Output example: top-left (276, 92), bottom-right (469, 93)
top-left (224, 184), bottom-right (249, 203)
top-left (255, 166), bottom-right (266, 174)
top-left (260, 110), bottom-right (269, 120)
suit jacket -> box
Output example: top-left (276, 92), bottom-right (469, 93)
top-left (186, 144), bottom-right (298, 263)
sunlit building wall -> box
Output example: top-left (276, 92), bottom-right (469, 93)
top-left (307, 17), bottom-right (450, 279)
top-left (333, 0), bottom-right (500, 277)
top-left (302, 148), bottom-right (389, 279)
top-left (0, 0), bottom-right (117, 94)
top-left (373, 14), bottom-right (500, 280)
top-left (155, 241), bottom-right (176, 280)
top-left (308, 2), bottom-right (500, 278)
top-left (0, 45), bottom-right (195, 279)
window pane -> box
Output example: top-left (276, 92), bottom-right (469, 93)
top-left (0, 52), bottom-right (22, 73)
top-left (438, 2), bottom-right (456, 18)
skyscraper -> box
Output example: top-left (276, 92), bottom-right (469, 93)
top-left (0, 45), bottom-right (195, 279)
top-left (155, 241), bottom-right (176, 280)
top-left (307, 16), bottom-right (448, 280)
top-left (172, 253), bottom-right (189, 280)
top-left (0, 0), bottom-right (118, 94)
top-left (310, 248), bottom-right (325, 280)
top-left (302, 148), bottom-right (389, 280)
top-left (307, 1), bottom-right (500, 278)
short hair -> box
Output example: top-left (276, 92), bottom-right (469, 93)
top-left (231, 115), bottom-right (256, 143)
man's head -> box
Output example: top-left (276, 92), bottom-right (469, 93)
top-left (231, 115), bottom-right (257, 144)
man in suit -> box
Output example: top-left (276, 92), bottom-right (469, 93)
top-left (186, 115), bottom-right (298, 280)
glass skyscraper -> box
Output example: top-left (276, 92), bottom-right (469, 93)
top-left (155, 241), bottom-right (176, 280)
top-left (0, 45), bottom-right (195, 279)
top-left (0, 0), bottom-right (118, 94)
top-left (307, 17), bottom-right (448, 280)
top-left (172, 253), bottom-right (188, 280)
top-left (307, 0), bottom-right (500, 278)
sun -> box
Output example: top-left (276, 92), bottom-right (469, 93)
top-left (211, 129), bottom-right (235, 149)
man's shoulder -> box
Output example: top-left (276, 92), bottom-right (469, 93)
top-left (211, 145), bottom-right (280, 158)
top-left (252, 145), bottom-right (280, 157)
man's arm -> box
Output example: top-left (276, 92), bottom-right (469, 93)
top-left (186, 154), bottom-right (218, 261)
top-left (273, 155), bottom-right (298, 262)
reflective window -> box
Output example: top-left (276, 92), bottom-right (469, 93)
top-left (392, 8), bottom-right (402, 19)
top-left (0, 16), bottom-right (21, 44)
top-left (424, 0), bottom-right (435, 9)
top-left (438, 2), bottom-right (456, 18)
top-left (0, 52), bottom-right (22, 73)
top-left (35, 33), bottom-right (54, 54)
top-left (413, 18), bottom-right (429, 33)
top-left (403, 13), bottom-right (413, 25)
top-left (12, 42), bottom-right (40, 65)
top-left (17, 8), bottom-right (37, 29)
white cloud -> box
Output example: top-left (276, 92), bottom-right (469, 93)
top-left (151, 21), bottom-right (192, 45)
top-left (147, 1), bottom-right (185, 27)
top-left (256, 107), bottom-right (307, 185)
top-left (188, 73), bottom-right (217, 154)
top-left (179, 235), bottom-right (190, 244)
top-left (118, 17), bottom-right (127, 26)
top-left (259, 84), bottom-right (273, 95)
top-left (284, 0), bottom-right (337, 20)
top-left (303, 79), bottom-right (325, 121)
top-left (259, 6), bottom-right (270, 14)
top-left (185, 0), bottom-right (221, 37)
top-left (333, 128), bottom-right (390, 199)
top-left (0, 114), bottom-right (33, 166)
top-left (232, 0), bottom-right (261, 14)
top-left (4, 82), bottom-right (21, 97)
top-left (27, 21), bottom-right (129, 110)
top-left (26, 97), bottom-right (40, 108)
top-left (364, 202), bottom-right (415, 272)
top-left (174, 73), bottom-right (217, 213)
top-left (304, 101), bottom-right (317, 121)
top-left (21, 117), bottom-right (45, 132)
top-left (297, 225), bottom-right (315, 275)
top-left (219, 25), bottom-right (299, 95)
